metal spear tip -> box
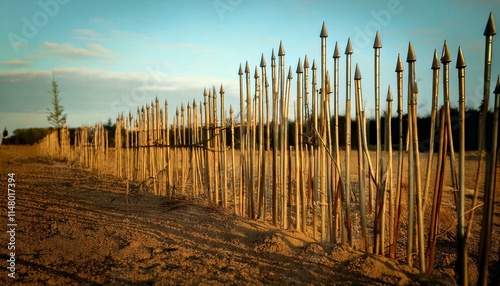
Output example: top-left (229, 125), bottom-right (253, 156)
top-left (312, 59), bottom-right (317, 70)
top-left (288, 66), bottom-right (293, 79)
top-left (271, 48), bottom-right (276, 60)
top-left (484, 12), bottom-right (496, 36)
top-left (181, 103), bottom-right (185, 111)
top-left (406, 42), bottom-right (416, 62)
top-left (395, 54), bottom-right (404, 72)
top-left (326, 75), bottom-right (332, 94)
top-left (203, 88), bottom-right (208, 96)
top-left (260, 53), bottom-right (267, 67)
top-left (431, 49), bottom-right (441, 70)
top-left (345, 38), bottom-right (353, 55)
top-left (387, 86), bottom-right (393, 102)
top-left (254, 66), bottom-right (260, 78)
top-left (456, 47), bottom-right (467, 69)
top-left (354, 64), bottom-right (362, 80)
top-left (333, 42), bottom-right (341, 58)
top-left (220, 84), bottom-right (225, 94)
top-left (304, 55), bottom-right (310, 68)
top-left (494, 75), bottom-right (500, 94)
top-left (440, 40), bottom-right (452, 63)
top-left (373, 31), bottom-right (382, 49)
top-left (238, 64), bottom-right (243, 75)
top-left (176, 108), bottom-right (179, 115)
top-left (193, 100), bottom-right (197, 107)
top-left (320, 21), bottom-right (328, 38)
top-left (296, 58), bottom-right (303, 73)
top-left (278, 41), bottom-right (285, 56)
top-left (245, 61), bottom-right (250, 74)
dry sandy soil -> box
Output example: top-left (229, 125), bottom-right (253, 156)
top-left (0, 145), bottom-right (497, 285)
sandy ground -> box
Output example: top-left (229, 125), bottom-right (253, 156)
top-left (0, 145), bottom-right (496, 285)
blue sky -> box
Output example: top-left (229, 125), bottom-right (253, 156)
top-left (1, 0), bottom-right (499, 132)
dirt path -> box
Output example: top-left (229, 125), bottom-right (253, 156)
top-left (0, 146), bottom-right (471, 285)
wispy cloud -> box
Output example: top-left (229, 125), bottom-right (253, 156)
top-left (90, 18), bottom-right (114, 26)
top-left (0, 60), bottom-right (32, 67)
top-left (39, 42), bottom-right (115, 59)
top-left (72, 29), bottom-right (108, 42)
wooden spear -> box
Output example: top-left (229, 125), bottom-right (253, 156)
top-left (441, 41), bottom-right (459, 195)
top-left (406, 43), bottom-right (416, 267)
top-left (423, 50), bottom-right (441, 209)
top-left (467, 12), bottom-right (496, 240)
top-left (386, 86), bottom-right (393, 256)
top-left (271, 50), bottom-right (279, 226)
top-left (411, 79), bottom-right (426, 274)
top-left (456, 47), bottom-right (468, 286)
top-left (296, 58), bottom-right (304, 231)
top-left (478, 75), bottom-right (500, 286)
top-left (333, 42), bottom-right (343, 244)
top-left (320, 22), bottom-right (328, 241)
top-left (373, 31), bottom-right (383, 216)
top-left (344, 39), bottom-right (354, 246)
top-left (386, 53), bottom-right (405, 265)
top-left (354, 64), bottom-right (368, 251)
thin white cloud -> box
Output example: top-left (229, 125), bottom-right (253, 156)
top-left (72, 29), bottom-right (108, 42)
top-left (0, 60), bottom-right (32, 66)
top-left (90, 18), bottom-right (114, 25)
top-left (39, 41), bottom-right (115, 59)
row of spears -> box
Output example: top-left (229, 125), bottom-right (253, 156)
top-left (37, 13), bottom-right (498, 285)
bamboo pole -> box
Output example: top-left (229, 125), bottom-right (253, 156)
top-left (456, 47), bottom-right (468, 285)
top-left (478, 12), bottom-right (496, 151)
top-left (411, 79), bottom-right (426, 274)
top-left (302, 56), bottom-right (309, 233)
top-left (245, 61), bottom-right (253, 218)
top-left (284, 66), bottom-right (293, 229)
top-left (441, 41), bottom-right (459, 194)
top-left (333, 42), bottom-right (343, 244)
top-left (406, 42), bottom-right (416, 267)
top-left (426, 108), bottom-right (448, 273)
top-left (311, 59), bottom-right (318, 239)
top-left (423, 51), bottom-right (441, 209)
top-left (386, 86), bottom-right (393, 256)
top-left (478, 76), bottom-right (500, 286)
top-left (344, 39), bottom-right (353, 246)
top-left (354, 64), bottom-right (368, 251)
top-left (296, 58), bottom-right (304, 231)
top-left (258, 54), bottom-right (267, 220)
top-left (320, 22), bottom-right (328, 241)
top-left (373, 31), bottom-right (382, 217)
top-left (204, 89), bottom-right (211, 200)
top-left (221, 84), bottom-right (228, 209)
top-left (271, 49), bottom-right (279, 226)
top-left (467, 12), bottom-right (496, 240)
top-left (238, 65), bottom-right (245, 215)
top-left (230, 105), bottom-right (237, 214)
